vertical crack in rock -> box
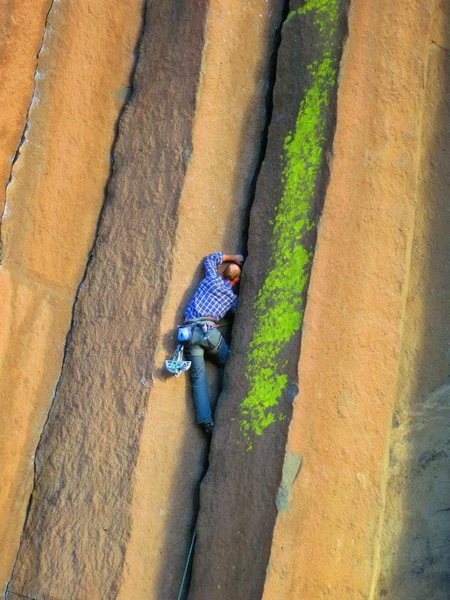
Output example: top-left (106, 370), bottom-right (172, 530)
top-left (175, 4), bottom-right (290, 600)
top-left (175, 449), bottom-right (210, 600)
top-left (4, 1), bottom-right (148, 597)
top-left (7, 592), bottom-right (38, 600)
top-left (240, 0), bottom-right (292, 254)
top-left (189, 1), bottom-right (349, 598)
top-left (239, 0), bottom-right (345, 448)
top-left (7, 0), bottom-right (212, 598)
top-left (0, 0), bottom-right (55, 264)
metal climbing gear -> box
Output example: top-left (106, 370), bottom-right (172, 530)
top-left (177, 326), bottom-right (192, 342)
top-left (165, 319), bottom-right (221, 377)
top-left (165, 343), bottom-right (191, 377)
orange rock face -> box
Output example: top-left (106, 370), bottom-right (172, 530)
top-left (0, 0), bottom-right (52, 215)
top-left (6, 1), bottom-right (285, 597)
top-left (263, 2), bottom-right (439, 599)
top-left (118, 3), bottom-right (284, 598)
top-left (0, 0), bottom-right (141, 591)
top-left (1, 0), bottom-right (449, 598)
top-left (375, 3), bottom-right (450, 598)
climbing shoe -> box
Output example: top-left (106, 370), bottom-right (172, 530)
top-left (203, 422), bottom-right (215, 437)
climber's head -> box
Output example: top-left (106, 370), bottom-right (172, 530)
top-left (223, 263), bottom-right (241, 285)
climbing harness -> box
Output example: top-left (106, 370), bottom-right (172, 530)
top-left (164, 319), bottom-right (225, 377)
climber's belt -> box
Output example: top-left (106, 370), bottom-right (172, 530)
top-left (177, 318), bottom-right (218, 342)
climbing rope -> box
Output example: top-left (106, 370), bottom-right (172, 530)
top-left (176, 528), bottom-right (197, 600)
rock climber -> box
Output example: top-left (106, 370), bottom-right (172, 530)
top-left (183, 251), bottom-right (244, 436)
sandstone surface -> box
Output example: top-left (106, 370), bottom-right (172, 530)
top-left (263, 2), bottom-right (439, 598)
top-left (0, 0), bottom-right (142, 593)
top-left (0, 0), bottom-right (52, 216)
top-left (1, 0), bottom-right (449, 598)
top-left (9, 1), bottom-right (208, 598)
top-left (118, 2), bottom-right (285, 599)
top-left (189, 1), bottom-right (348, 598)
top-left (375, 4), bottom-right (450, 597)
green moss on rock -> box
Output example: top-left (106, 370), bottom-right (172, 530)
top-left (240, 0), bottom-right (340, 448)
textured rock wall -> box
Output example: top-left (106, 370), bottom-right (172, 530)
top-left (189, 1), bottom-right (349, 598)
top-left (7, 2), bottom-right (209, 598)
top-left (117, 3), bottom-right (285, 599)
top-left (0, 0), bottom-right (142, 592)
top-left (0, 2), bottom-right (53, 583)
top-left (0, 0), bottom-right (52, 212)
top-left (375, 2), bottom-right (450, 598)
top-left (6, 1), bottom-right (286, 599)
top-left (1, 0), bottom-right (449, 599)
top-left (263, 1), bottom-right (441, 599)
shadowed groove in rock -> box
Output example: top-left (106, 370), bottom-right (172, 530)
top-left (188, 1), bottom-right (349, 599)
top-left (237, 0), bottom-right (292, 257)
top-left (171, 6), bottom-right (290, 598)
top-left (240, 0), bottom-right (342, 449)
top-left (8, 1), bottom-right (209, 598)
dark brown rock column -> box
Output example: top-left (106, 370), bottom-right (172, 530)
top-left (8, 1), bottom-right (208, 598)
top-left (189, 2), bottom-right (348, 599)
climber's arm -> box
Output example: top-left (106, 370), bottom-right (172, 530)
top-left (222, 254), bottom-right (244, 266)
top-left (203, 252), bottom-right (244, 277)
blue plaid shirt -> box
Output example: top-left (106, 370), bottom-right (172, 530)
top-left (184, 252), bottom-right (238, 321)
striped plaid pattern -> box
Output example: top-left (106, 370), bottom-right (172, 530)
top-left (184, 252), bottom-right (238, 321)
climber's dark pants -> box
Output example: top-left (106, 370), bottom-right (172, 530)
top-left (184, 326), bottom-right (229, 424)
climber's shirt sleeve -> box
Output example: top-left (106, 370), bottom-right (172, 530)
top-left (203, 252), bottom-right (223, 277)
